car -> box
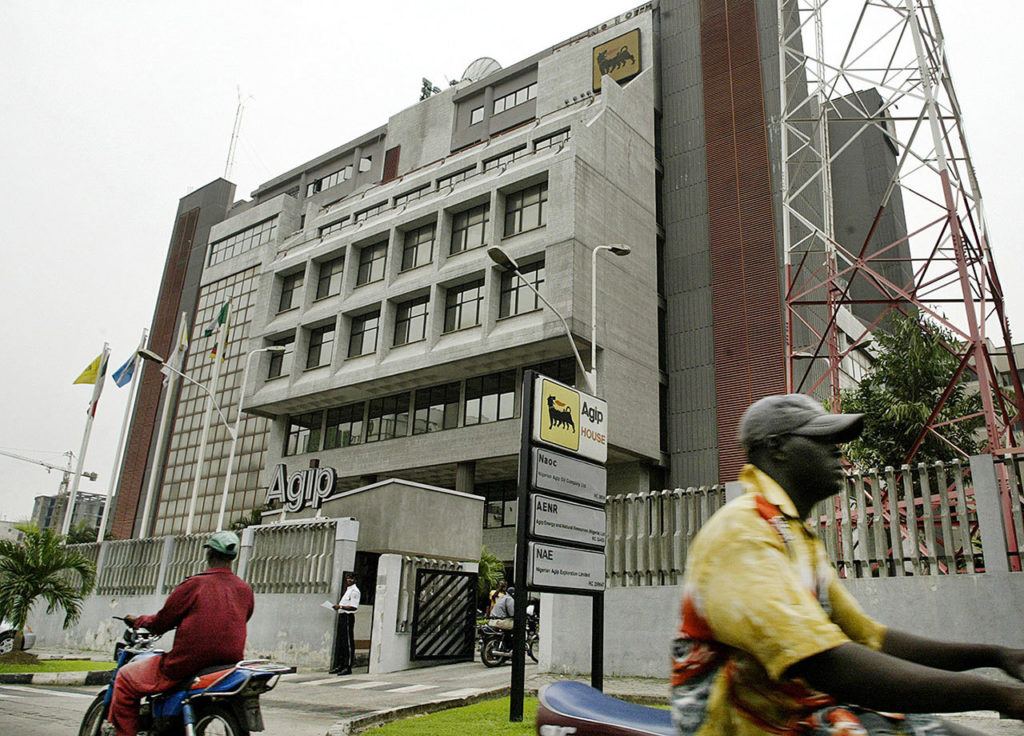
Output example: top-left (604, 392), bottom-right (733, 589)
top-left (0, 620), bottom-right (35, 655)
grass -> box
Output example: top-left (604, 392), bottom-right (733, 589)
top-left (0, 659), bottom-right (115, 674)
top-left (363, 696), bottom-right (538, 736)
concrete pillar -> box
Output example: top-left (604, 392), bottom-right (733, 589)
top-left (329, 518), bottom-right (360, 603)
top-left (455, 461), bottom-right (476, 494)
top-left (969, 454), bottom-right (1009, 574)
top-left (236, 526), bottom-right (256, 581)
top-left (153, 536), bottom-right (176, 595)
top-left (725, 481), bottom-right (744, 503)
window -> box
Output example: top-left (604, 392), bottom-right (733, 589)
top-left (359, 156), bottom-right (373, 173)
top-left (493, 82), bottom-right (537, 115)
top-left (354, 202), bottom-right (386, 223)
top-left (325, 402), bottom-right (365, 449)
top-left (278, 271), bottom-right (304, 312)
top-left (400, 224), bottom-right (435, 271)
top-left (534, 129), bottom-right (570, 151)
top-left (504, 181), bottom-right (548, 236)
top-left (306, 165), bottom-right (353, 197)
top-left (483, 146), bottom-right (527, 172)
top-left (348, 310), bottom-right (380, 358)
top-left (479, 480), bottom-right (517, 528)
top-left (286, 411), bottom-right (322, 456)
top-left (500, 258), bottom-right (544, 317)
top-left (394, 185), bottom-right (430, 207)
top-left (470, 106), bottom-right (484, 125)
top-left (450, 204), bottom-right (489, 255)
top-left (365, 393), bottom-right (410, 442)
top-left (394, 296), bottom-right (429, 346)
top-left (413, 383), bottom-right (460, 434)
top-left (444, 279), bottom-right (485, 332)
top-left (306, 324), bottom-right (335, 369)
top-left (438, 167), bottom-right (476, 189)
top-left (465, 370), bottom-right (516, 425)
top-left (209, 217), bottom-right (278, 266)
top-left (356, 242), bottom-right (387, 285)
top-left (267, 336), bottom-right (295, 379)
top-left (315, 257), bottom-right (344, 300)
top-left (319, 218), bottom-right (348, 239)
top-left (527, 357), bottom-right (576, 386)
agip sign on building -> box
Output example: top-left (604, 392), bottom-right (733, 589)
top-left (532, 377), bottom-right (608, 463)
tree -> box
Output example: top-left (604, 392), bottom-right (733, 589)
top-left (477, 546), bottom-right (504, 601)
top-left (65, 521), bottom-right (107, 545)
top-left (0, 524), bottom-right (97, 630)
top-left (838, 313), bottom-right (985, 469)
top-left (231, 505), bottom-right (270, 531)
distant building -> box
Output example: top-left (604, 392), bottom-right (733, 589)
top-left (32, 492), bottom-right (105, 533)
top-left (0, 520), bottom-right (23, 543)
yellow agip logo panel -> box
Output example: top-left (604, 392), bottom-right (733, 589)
top-left (538, 379), bottom-right (581, 453)
top-left (592, 28), bottom-right (642, 92)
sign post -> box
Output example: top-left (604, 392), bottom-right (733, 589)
top-left (509, 370), bottom-right (609, 722)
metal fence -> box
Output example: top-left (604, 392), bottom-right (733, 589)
top-left (246, 521), bottom-right (336, 594)
top-left (606, 486), bottom-right (727, 587)
top-left (396, 556), bottom-right (465, 632)
top-left (162, 534), bottom-right (214, 593)
top-left (96, 538), bottom-right (164, 596)
top-left (994, 455), bottom-right (1024, 570)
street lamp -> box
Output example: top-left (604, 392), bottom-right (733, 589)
top-left (487, 247), bottom-right (596, 395)
top-left (217, 345), bottom-right (286, 531)
top-left (590, 244), bottom-right (631, 393)
top-left (138, 349), bottom-right (235, 436)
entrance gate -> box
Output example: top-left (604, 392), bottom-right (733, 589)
top-left (410, 568), bottom-right (477, 661)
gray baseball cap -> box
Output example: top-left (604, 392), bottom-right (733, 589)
top-left (738, 393), bottom-right (864, 449)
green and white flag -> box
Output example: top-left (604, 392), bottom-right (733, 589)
top-left (204, 301), bottom-right (230, 359)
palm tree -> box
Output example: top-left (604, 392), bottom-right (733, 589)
top-left (0, 524), bottom-right (97, 631)
top-left (477, 546), bottom-right (504, 601)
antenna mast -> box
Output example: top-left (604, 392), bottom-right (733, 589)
top-left (224, 87), bottom-right (248, 180)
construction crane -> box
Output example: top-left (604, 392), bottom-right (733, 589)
top-left (0, 449), bottom-right (99, 495)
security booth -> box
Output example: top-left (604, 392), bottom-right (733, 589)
top-left (262, 471), bottom-right (483, 674)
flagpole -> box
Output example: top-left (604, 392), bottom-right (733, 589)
top-left (139, 313), bottom-right (188, 539)
top-left (97, 329), bottom-right (148, 543)
top-left (185, 302), bottom-right (230, 535)
top-left (62, 343), bottom-right (110, 536)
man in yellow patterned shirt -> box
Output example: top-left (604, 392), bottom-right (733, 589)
top-left (670, 394), bottom-right (1024, 735)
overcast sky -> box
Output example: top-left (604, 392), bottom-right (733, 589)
top-left (0, 1), bottom-right (1020, 522)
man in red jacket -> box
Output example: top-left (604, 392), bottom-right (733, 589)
top-left (108, 530), bottom-right (254, 736)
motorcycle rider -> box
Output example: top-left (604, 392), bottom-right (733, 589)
top-left (488, 584), bottom-right (515, 654)
top-left (109, 530), bottom-right (254, 736)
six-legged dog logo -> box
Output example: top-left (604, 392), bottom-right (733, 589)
top-left (547, 395), bottom-right (576, 433)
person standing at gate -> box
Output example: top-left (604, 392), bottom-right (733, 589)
top-left (330, 573), bottom-right (360, 675)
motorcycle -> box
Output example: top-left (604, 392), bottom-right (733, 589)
top-left (79, 617), bottom-right (294, 736)
top-left (536, 680), bottom-right (674, 736)
top-left (479, 601), bottom-right (539, 667)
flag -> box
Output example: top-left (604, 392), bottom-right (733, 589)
top-left (111, 355), bottom-right (136, 387)
top-left (204, 301), bottom-right (230, 360)
top-left (86, 351), bottom-right (110, 417)
top-left (164, 321), bottom-right (190, 388)
top-left (73, 354), bottom-right (104, 385)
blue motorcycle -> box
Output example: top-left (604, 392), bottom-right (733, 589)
top-left (79, 617), bottom-right (294, 736)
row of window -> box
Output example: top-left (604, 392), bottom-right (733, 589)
top-left (305, 156), bottom-right (373, 197)
top-left (283, 358), bottom-right (576, 456)
top-left (469, 82), bottom-right (539, 125)
top-left (209, 217), bottom-right (278, 267)
top-left (267, 259), bottom-right (546, 377)
top-left (316, 130), bottom-right (568, 239)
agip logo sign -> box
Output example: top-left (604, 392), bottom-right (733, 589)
top-left (265, 464), bottom-right (337, 513)
top-left (592, 28), bottom-right (641, 92)
top-left (532, 377), bottom-right (608, 463)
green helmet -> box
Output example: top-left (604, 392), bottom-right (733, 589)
top-left (204, 530), bottom-right (240, 558)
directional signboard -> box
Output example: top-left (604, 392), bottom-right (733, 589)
top-left (527, 541), bottom-right (606, 592)
top-left (532, 377), bottom-right (608, 463)
top-left (530, 494), bottom-right (606, 548)
top-left (531, 447), bottom-right (606, 504)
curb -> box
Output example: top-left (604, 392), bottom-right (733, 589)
top-left (327, 685), bottom-right (512, 735)
top-left (0, 669), bottom-right (113, 686)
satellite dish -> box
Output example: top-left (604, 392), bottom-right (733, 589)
top-left (461, 57), bottom-right (502, 83)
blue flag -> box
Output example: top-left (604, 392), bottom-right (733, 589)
top-left (112, 355), bottom-right (136, 388)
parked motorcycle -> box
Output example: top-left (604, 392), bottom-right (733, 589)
top-left (79, 617), bottom-right (294, 736)
top-left (479, 601), bottom-right (539, 667)
top-left (536, 680), bottom-right (674, 736)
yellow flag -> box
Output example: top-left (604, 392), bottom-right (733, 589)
top-left (73, 354), bottom-right (103, 385)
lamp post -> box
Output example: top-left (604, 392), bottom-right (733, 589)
top-left (590, 244), bottom-right (631, 394)
top-left (138, 349), bottom-right (235, 535)
top-left (488, 247), bottom-right (595, 395)
top-left (217, 345), bottom-right (286, 531)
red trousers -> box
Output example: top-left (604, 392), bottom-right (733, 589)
top-left (108, 654), bottom-right (179, 736)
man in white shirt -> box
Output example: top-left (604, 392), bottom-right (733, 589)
top-left (330, 573), bottom-right (360, 675)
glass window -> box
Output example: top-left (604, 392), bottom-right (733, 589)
top-left (365, 393), bottom-right (410, 442)
top-left (450, 204), bottom-right (489, 255)
top-left (209, 217), bottom-right (278, 266)
top-left (359, 156), bottom-right (372, 173)
top-left (279, 271), bottom-right (304, 312)
top-left (413, 382), bottom-right (461, 435)
top-left (527, 357), bottom-right (576, 386)
top-left (444, 279), bottom-right (485, 332)
top-left (492, 82), bottom-right (537, 116)
top-left (306, 324), bottom-right (335, 369)
top-left (534, 129), bottom-right (570, 151)
top-left (316, 257), bottom-right (344, 299)
top-left (401, 223), bottom-right (435, 271)
top-left (286, 411), bottom-right (322, 456)
top-left (394, 296), bottom-right (429, 346)
top-left (479, 480), bottom-right (517, 528)
top-left (354, 202), bottom-right (386, 223)
top-left (438, 167), bottom-right (476, 189)
top-left (464, 370), bottom-right (516, 425)
top-left (394, 185), bottom-right (430, 207)
top-left (306, 166), bottom-right (353, 197)
top-left (483, 146), bottom-right (526, 172)
top-left (504, 181), bottom-right (548, 236)
top-left (499, 258), bottom-right (544, 318)
top-left (348, 310), bottom-right (380, 358)
top-left (470, 106), bottom-right (484, 125)
top-left (267, 335), bottom-right (295, 379)
top-left (356, 242), bottom-right (387, 285)
top-left (325, 402), bottom-right (365, 449)
top-left (319, 218), bottom-right (348, 239)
